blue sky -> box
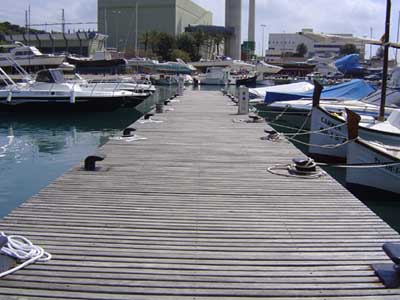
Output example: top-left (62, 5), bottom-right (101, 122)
top-left (0, 0), bottom-right (399, 58)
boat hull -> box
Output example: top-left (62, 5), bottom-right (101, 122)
top-left (0, 96), bottom-right (126, 113)
top-left (309, 106), bottom-right (400, 161)
top-left (346, 139), bottom-right (400, 195)
top-left (253, 103), bottom-right (311, 132)
top-left (309, 106), bottom-right (348, 161)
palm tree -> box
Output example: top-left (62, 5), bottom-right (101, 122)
top-left (148, 30), bottom-right (160, 56)
top-left (139, 32), bottom-right (150, 56)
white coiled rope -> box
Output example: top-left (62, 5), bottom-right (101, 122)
top-left (0, 232), bottom-right (51, 278)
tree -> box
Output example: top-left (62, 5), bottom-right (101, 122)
top-left (212, 34), bottom-right (225, 56)
top-left (139, 32), bottom-right (150, 56)
top-left (148, 30), bottom-right (160, 55)
top-left (170, 49), bottom-right (191, 62)
top-left (191, 30), bottom-right (208, 61)
top-left (376, 46), bottom-right (384, 59)
top-left (155, 32), bottom-right (176, 61)
top-left (176, 33), bottom-right (196, 60)
top-left (296, 43), bottom-right (308, 57)
top-left (340, 43), bottom-right (359, 55)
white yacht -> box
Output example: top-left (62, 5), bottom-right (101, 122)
top-left (0, 42), bottom-right (66, 71)
top-left (198, 67), bottom-right (232, 85)
top-left (0, 68), bottom-right (136, 112)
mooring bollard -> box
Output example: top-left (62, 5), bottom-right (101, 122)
top-left (122, 127), bottom-right (136, 137)
top-left (144, 113), bottom-right (154, 120)
top-left (238, 85), bottom-right (249, 115)
top-left (84, 154), bottom-right (106, 171)
top-left (177, 76), bottom-right (184, 96)
top-left (156, 103), bottom-right (164, 114)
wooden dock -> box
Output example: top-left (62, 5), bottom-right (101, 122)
top-left (1, 90), bottom-right (400, 299)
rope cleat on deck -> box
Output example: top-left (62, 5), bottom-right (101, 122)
top-left (84, 154), bottom-right (106, 171)
top-left (289, 157), bottom-right (317, 175)
top-left (122, 127), bottom-right (137, 137)
top-left (373, 243), bottom-right (400, 288)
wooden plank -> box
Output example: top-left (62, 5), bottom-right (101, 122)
top-left (0, 90), bottom-right (399, 299)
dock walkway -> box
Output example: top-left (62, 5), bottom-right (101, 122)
top-left (1, 90), bottom-right (400, 299)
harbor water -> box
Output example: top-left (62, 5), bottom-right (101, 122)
top-left (0, 86), bottom-right (176, 218)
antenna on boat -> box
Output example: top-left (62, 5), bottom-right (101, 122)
top-left (379, 0), bottom-right (392, 121)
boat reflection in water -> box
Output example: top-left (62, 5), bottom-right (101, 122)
top-left (0, 85), bottom-right (177, 218)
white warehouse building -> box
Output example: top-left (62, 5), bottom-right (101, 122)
top-left (266, 28), bottom-right (366, 61)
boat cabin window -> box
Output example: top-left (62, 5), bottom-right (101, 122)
top-left (14, 50), bottom-right (34, 56)
top-left (36, 69), bottom-right (65, 83)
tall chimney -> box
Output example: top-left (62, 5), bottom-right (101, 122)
top-left (225, 0), bottom-right (242, 60)
top-left (248, 0), bottom-right (255, 42)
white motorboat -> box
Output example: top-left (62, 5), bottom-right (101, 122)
top-left (345, 109), bottom-right (400, 195)
top-left (249, 81), bottom-right (314, 99)
top-left (0, 42), bottom-right (65, 72)
top-left (0, 68), bottom-right (135, 112)
top-left (70, 74), bottom-right (153, 104)
top-left (198, 67), bottom-right (232, 85)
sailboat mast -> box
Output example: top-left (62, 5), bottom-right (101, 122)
top-left (379, 0), bottom-right (391, 121)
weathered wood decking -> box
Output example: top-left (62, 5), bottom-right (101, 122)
top-left (0, 90), bottom-right (400, 299)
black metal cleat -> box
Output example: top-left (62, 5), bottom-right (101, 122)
top-left (164, 100), bottom-right (171, 106)
top-left (144, 113), bottom-right (154, 120)
top-left (248, 115), bottom-right (261, 122)
top-left (122, 128), bottom-right (136, 137)
top-left (373, 243), bottom-right (400, 288)
top-left (292, 157), bottom-right (317, 174)
top-left (84, 154), bottom-right (106, 171)
top-left (264, 129), bottom-right (277, 135)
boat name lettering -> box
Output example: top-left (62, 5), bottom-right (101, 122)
top-left (320, 117), bottom-right (342, 131)
top-left (374, 157), bottom-right (400, 175)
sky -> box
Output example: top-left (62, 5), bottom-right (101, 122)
top-left (0, 0), bottom-right (399, 58)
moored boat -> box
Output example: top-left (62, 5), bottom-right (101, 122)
top-left (0, 68), bottom-right (135, 112)
top-left (345, 109), bottom-right (400, 195)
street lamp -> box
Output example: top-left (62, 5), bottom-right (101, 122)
top-left (261, 24), bottom-right (266, 58)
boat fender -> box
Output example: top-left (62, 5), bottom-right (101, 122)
top-left (6, 91), bottom-right (12, 103)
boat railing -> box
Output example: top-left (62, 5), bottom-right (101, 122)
top-left (0, 67), bottom-right (17, 88)
top-left (6, 57), bottom-right (32, 83)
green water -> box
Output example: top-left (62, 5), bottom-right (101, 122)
top-left (0, 86), bottom-right (176, 218)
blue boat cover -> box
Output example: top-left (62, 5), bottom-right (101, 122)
top-left (335, 54), bottom-right (365, 75)
top-left (265, 79), bottom-right (376, 104)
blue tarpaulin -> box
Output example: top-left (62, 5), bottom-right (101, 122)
top-left (335, 54), bottom-right (365, 75)
top-left (265, 79), bottom-right (376, 104)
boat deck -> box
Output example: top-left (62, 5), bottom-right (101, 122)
top-left (0, 90), bottom-right (400, 299)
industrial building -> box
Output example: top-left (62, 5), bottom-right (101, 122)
top-left (2, 31), bottom-right (107, 57)
top-left (266, 28), bottom-right (367, 61)
top-left (97, 0), bottom-right (212, 54)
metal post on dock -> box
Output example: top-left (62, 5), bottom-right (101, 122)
top-left (156, 103), bottom-right (164, 114)
top-left (238, 85), bottom-right (249, 115)
top-left (177, 75), bottom-right (184, 96)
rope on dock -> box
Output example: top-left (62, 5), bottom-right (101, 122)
top-left (0, 232), bottom-right (51, 278)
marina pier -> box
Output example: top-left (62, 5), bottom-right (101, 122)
top-left (0, 90), bottom-right (400, 298)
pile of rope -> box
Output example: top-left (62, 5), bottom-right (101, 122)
top-left (0, 232), bottom-right (51, 278)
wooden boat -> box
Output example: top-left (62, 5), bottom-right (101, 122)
top-left (346, 109), bottom-right (400, 195)
top-left (309, 81), bottom-right (400, 162)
